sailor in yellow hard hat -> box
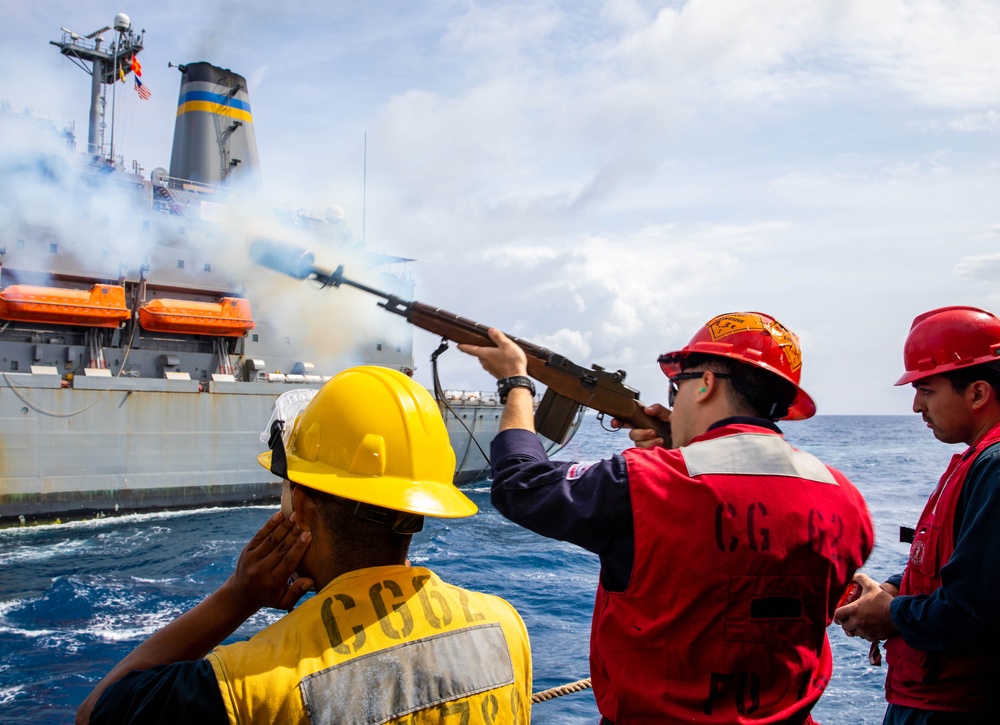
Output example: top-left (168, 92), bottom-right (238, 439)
top-left (77, 366), bottom-right (532, 725)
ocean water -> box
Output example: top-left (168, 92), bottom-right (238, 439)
top-left (0, 414), bottom-right (958, 724)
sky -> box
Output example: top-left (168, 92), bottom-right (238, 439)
top-left (1, 0), bottom-right (998, 415)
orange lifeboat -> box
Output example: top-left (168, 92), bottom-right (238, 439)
top-left (0, 284), bottom-right (129, 328)
top-left (138, 297), bottom-right (254, 337)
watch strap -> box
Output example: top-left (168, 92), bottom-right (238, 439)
top-left (497, 375), bottom-right (535, 403)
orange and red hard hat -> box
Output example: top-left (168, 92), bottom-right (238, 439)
top-left (658, 311), bottom-right (816, 420)
top-left (895, 306), bottom-right (1000, 386)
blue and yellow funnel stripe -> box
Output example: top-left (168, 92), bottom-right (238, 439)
top-left (176, 91), bottom-right (253, 124)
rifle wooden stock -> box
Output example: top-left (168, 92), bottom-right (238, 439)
top-left (401, 302), bottom-right (672, 444)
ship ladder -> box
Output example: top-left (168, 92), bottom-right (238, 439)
top-left (152, 184), bottom-right (186, 216)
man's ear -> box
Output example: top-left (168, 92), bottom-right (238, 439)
top-left (969, 380), bottom-right (998, 411)
top-left (292, 484), bottom-right (316, 532)
top-left (697, 370), bottom-right (721, 400)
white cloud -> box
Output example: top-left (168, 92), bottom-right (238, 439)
top-left (535, 327), bottom-right (592, 360)
top-left (955, 253), bottom-right (1000, 282)
top-left (947, 110), bottom-right (1000, 132)
top-left (601, 0), bottom-right (1000, 114)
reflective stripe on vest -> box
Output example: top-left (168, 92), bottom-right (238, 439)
top-left (302, 623), bottom-right (513, 724)
top-left (681, 432), bottom-right (838, 484)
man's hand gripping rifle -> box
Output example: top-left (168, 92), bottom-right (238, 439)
top-left (249, 240), bottom-right (671, 445)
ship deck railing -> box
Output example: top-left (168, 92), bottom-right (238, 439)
top-left (442, 389), bottom-right (504, 405)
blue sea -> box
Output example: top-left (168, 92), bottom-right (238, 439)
top-left (0, 414), bottom-right (958, 723)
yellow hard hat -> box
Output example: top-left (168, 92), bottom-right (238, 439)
top-left (258, 366), bottom-right (477, 519)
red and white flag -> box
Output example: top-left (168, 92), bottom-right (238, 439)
top-left (134, 76), bottom-right (151, 101)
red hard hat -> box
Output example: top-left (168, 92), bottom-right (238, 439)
top-left (658, 311), bottom-right (816, 420)
top-left (895, 306), bottom-right (1000, 386)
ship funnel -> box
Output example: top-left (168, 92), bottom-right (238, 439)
top-left (169, 62), bottom-right (261, 189)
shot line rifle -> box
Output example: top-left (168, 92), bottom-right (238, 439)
top-left (249, 239), bottom-right (671, 445)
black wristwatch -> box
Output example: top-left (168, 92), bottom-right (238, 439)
top-left (497, 375), bottom-right (535, 403)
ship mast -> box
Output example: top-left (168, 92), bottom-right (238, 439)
top-left (50, 13), bottom-right (144, 160)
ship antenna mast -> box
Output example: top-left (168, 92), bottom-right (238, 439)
top-left (109, 29), bottom-right (119, 163)
top-left (362, 131), bottom-right (367, 246)
top-left (50, 13), bottom-right (144, 160)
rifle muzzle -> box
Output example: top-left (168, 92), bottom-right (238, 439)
top-left (249, 239), bottom-right (317, 280)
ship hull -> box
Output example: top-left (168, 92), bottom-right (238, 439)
top-left (0, 374), bottom-right (573, 525)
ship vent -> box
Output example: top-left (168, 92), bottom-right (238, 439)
top-left (242, 358), bottom-right (266, 382)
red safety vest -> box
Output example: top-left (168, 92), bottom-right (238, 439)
top-left (883, 422), bottom-right (1000, 712)
top-left (591, 424), bottom-right (873, 724)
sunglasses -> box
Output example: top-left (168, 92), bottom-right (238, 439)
top-left (667, 371), bottom-right (733, 407)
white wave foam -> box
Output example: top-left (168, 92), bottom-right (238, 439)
top-left (80, 620), bottom-right (170, 642)
top-left (131, 577), bottom-right (177, 584)
top-left (0, 624), bottom-right (62, 639)
top-left (0, 537), bottom-right (89, 565)
top-left (0, 505), bottom-right (275, 539)
top-left (0, 685), bottom-right (24, 705)
top-left (0, 598), bottom-right (26, 617)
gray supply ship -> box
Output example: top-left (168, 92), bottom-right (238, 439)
top-left (0, 14), bottom-right (580, 526)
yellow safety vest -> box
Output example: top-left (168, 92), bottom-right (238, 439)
top-left (208, 565), bottom-right (532, 724)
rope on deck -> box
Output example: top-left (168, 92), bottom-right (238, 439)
top-left (531, 677), bottom-right (593, 703)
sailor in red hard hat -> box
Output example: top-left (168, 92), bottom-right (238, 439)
top-left (836, 306), bottom-right (1000, 725)
top-left (657, 311), bottom-right (817, 420)
top-left (461, 312), bottom-right (874, 724)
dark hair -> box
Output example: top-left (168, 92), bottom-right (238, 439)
top-left (681, 353), bottom-right (797, 420)
top-left (941, 361), bottom-right (1000, 399)
top-left (296, 485), bottom-right (412, 566)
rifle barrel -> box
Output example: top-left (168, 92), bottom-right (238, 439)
top-left (248, 239), bottom-right (672, 444)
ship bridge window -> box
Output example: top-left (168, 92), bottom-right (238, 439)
top-left (10, 361), bottom-right (18, 371)
top-left (204, 263), bottom-right (211, 272)
top-left (376, 343), bottom-right (383, 351)
top-left (49, 243), bottom-right (58, 254)
top-left (252, 334), bottom-right (259, 342)
top-left (177, 260), bottom-right (185, 269)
